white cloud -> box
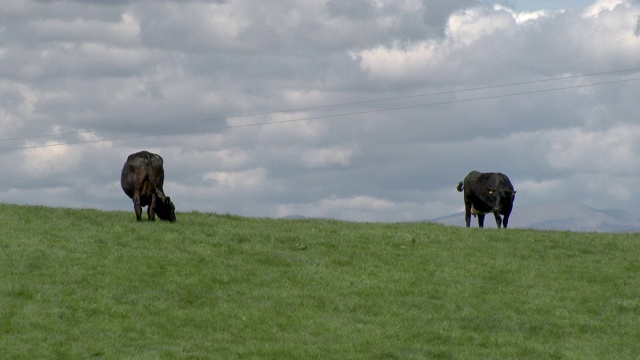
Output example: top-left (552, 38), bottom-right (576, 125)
top-left (352, 40), bottom-right (445, 80)
top-left (258, 114), bottom-right (325, 141)
top-left (276, 194), bottom-right (460, 222)
top-left (547, 125), bottom-right (640, 175)
top-left (572, 1), bottom-right (640, 63)
top-left (302, 146), bottom-right (358, 168)
top-left (202, 168), bottom-right (274, 195)
top-left (351, 3), bottom-right (560, 82)
top-left (21, 143), bottom-right (81, 177)
top-left (446, 6), bottom-right (516, 45)
top-left (276, 195), bottom-right (397, 221)
top-left (501, 7), bottom-right (551, 24)
top-left (516, 178), bottom-right (564, 195)
top-left (30, 12), bottom-right (140, 45)
top-left (583, 0), bottom-right (628, 17)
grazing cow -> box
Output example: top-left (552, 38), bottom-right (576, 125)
top-left (456, 171), bottom-right (515, 228)
top-left (121, 150), bottom-right (176, 222)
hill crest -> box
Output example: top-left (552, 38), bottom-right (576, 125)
top-left (431, 200), bottom-right (640, 232)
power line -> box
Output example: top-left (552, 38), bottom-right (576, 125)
top-left (227, 76), bottom-right (640, 126)
top-left (209, 67), bottom-right (640, 119)
top-left (2, 67), bottom-right (639, 144)
top-left (2, 71), bottom-right (639, 152)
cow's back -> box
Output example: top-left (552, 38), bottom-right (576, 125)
top-left (148, 153), bottom-right (165, 190)
top-left (120, 151), bottom-right (165, 200)
top-left (462, 171), bottom-right (484, 195)
top-left (121, 150), bottom-right (176, 222)
top-left (496, 173), bottom-right (515, 193)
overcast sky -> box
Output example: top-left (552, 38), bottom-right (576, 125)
top-left (1, 0), bottom-right (639, 222)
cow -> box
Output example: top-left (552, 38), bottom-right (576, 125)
top-left (121, 150), bottom-right (176, 222)
top-left (456, 171), bottom-right (515, 228)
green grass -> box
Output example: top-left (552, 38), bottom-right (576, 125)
top-left (1, 203), bottom-right (640, 359)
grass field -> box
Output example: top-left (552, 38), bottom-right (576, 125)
top-left (1, 203), bottom-right (639, 359)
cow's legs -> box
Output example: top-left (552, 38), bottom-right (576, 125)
top-left (148, 192), bottom-right (157, 221)
top-left (133, 192), bottom-right (143, 221)
top-left (494, 212), bottom-right (503, 228)
top-left (477, 214), bottom-right (485, 228)
top-left (464, 203), bottom-right (472, 227)
top-left (502, 214), bottom-right (510, 229)
top-left (465, 211), bottom-right (472, 227)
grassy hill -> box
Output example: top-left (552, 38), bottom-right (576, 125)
top-left (1, 204), bottom-right (639, 359)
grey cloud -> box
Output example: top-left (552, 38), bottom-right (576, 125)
top-left (2, 0), bottom-right (640, 222)
top-left (422, 0), bottom-right (478, 36)
top-left (325, 0), bottom-right (376, 20)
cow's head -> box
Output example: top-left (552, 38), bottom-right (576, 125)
top-left (155, 194), bottom-right (177, 222)
top-left (488, 187), bottom-right (516, 213)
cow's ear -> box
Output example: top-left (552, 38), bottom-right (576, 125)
top-left (165, 196), bottom-right (171, 203)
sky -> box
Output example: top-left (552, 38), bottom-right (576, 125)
top-left (1, 0), bottom-right (639, 222)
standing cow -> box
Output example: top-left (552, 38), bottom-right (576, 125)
top-left (457, 171), bottom-right (515, 228)
top-left (121, 150), bottom-right (176, 222)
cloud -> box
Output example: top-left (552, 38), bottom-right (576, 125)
top-left (1, 0), bottom-right (640, 221)
top-left (30, 12), bottom-right (140, 45)
top-left (21, 142), bottom-right (81, 177)
top-left (547, 125), bottom-right (640, 175)
top-left (203, 168), bottom-right (270, 193)
top-left (277, 195), bottom-right (408, 222)
top-left (583, 0), bottom-right (629, 17)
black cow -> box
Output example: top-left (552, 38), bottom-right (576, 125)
top-left (121, 150), bottom-right (176, 222)
top-left (456, 171), bottom-right (515, 228)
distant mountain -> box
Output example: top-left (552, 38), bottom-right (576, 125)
top-left (430, 201), bottom-right (640, 233)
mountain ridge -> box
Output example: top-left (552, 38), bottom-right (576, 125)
top-left (431, 200), bottom-right (640, 232)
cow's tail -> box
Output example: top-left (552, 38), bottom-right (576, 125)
top-left (144, 152), bottom-right (167, 202)
top-left (456, 181), bottom-right (464, 192)
top-left (144, 151), bottom-right (158, 194)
